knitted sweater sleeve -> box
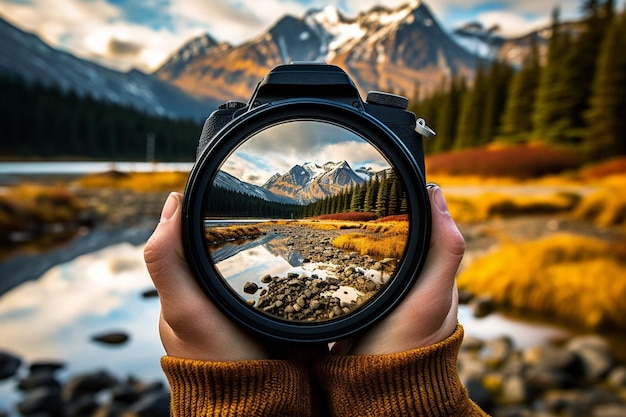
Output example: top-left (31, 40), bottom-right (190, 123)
top-left (314, 325), bottom-right (488, 417)
top-left (161, 358), bottom-right (311, 417)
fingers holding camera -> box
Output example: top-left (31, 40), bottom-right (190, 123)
top-left (341, 184), bottom-right (464, 356)
top-left (144, 192), bottom-right (269, 362)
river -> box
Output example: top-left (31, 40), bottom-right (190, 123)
top-left (0, 228), bottom-right (571, 414)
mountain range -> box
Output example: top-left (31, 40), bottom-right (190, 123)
top-left (156, 2), bottom-right (482, 102)
top-left (216, 160), bottom-right (373, 205)
top-left (0, 2), bottom-right (550, 121)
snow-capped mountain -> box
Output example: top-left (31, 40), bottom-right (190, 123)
top-left (213, 170), bottom-right (294, 204)
top-left (452, 22), bottom-right (549, 67)
top-left (0, 17), bottom-right (217, 120)
top-left (156, 1), bottom-right (481, 102)
top-left (262, 160), bottom-right (367, 204)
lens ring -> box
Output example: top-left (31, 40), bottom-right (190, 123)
top-left (183, 99), bottom-right (430, 342)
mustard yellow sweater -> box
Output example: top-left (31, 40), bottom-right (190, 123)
top-left (161, 325), bottom-right (488, 417)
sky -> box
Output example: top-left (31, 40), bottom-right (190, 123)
top-left (220, 121), bottom-right (390, 185)
top-left (0, 0), bottom-right (600, 73)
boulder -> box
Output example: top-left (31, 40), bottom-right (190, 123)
top-left (566, 335), bottom-right (614, 382)
top-left (17, 387), bottom-right (64, 416)
top-left (0, 351), bottom-right (21, 380)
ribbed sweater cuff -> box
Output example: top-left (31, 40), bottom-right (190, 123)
top-left (314, 325), bottom-right (477, 417)
top-left (162, 357), bottom-right (311, 417)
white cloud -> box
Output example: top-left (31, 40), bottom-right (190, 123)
top-left (0, 0), bottom-right (594, 72)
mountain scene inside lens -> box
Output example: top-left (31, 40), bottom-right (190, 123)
top-left (203, 121), bottom-right (410, 322)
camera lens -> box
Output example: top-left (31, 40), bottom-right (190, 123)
top-left (182, 100), bottom-right (430, 342)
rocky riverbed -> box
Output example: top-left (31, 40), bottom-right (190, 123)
top-left (230, 223), bottom-right (394, 322)
top-left (0, 351), bottom-right (169, 417)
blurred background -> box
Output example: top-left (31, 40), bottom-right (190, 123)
top-left (1, 0), bottom-right (625, 415)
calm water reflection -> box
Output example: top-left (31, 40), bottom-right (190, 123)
top-left (0, 237), bottom-right (571, 413)
top-left (0, 243), bottom-right (164, 413)
top-left (212, 233), bottom-right (393, 307)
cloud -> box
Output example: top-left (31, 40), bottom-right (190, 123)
top-left (0, 0), bottom-right (592, 72)
top-left (217, 120), bottom-right (390, 185)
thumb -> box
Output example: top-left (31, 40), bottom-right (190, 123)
top-left (144, 192), bottom-right (198, 310)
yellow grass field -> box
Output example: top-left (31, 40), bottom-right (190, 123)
top-left (457, 233), bottom-right (626, 331)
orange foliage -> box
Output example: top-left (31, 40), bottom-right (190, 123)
top-left (426, 145), bottom-right (582, 179)
top-left (314, 212), bottom-right (378, 222)
top-left (579, 157), bottom-right (626, 179)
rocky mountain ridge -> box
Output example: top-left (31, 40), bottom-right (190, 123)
top-left (155, 2), bottom-right (482, 102)
top-left (216, 160), bottom-right (375, 205)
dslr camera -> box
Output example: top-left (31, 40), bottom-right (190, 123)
top-left (182, 62), bottom-right (434, 342)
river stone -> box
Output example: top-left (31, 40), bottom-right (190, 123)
top-left (0, 351), bottom-right (22, 380)
top-left (29, 361), bottom-right (65, 375)
top-left (91, 331), bottom-right (130, 345)
top-left (471, 295), bottom-right (496, 318)
top-left (261, 274), bottom-right (272, 283)
top-left (566, 335), bottom-right (614, 382)
top-left (592, 404), bottom-right (626, 417)
top-left (17, 387), bottom-right (64, 416)
top-left (125, 391), bottom-right (170, 417)
top-left (64, 369), bottom-right (117, 400)
top-left (243, 282), bottom-right (259, 294)
top-left (484, 336), bottom-right (513, 368)
top-left (607, 366), bottom-right (626, 388)
top-left (464, 378), bottom-right (495, 414)
top-left (500, 375), bottom-right (529, 404)
top-left (18, 373), bottom-right (61, 392)
top-left (141, 288), bottom-right (159, 298)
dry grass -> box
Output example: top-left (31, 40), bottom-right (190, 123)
top-left (205, 225), bottom-right (263, 246)
top-left (0, 183), bottom-right (85, 234)
top-left (447, 192), bottom-right (580, 223)
top-left (75, 170), bottom-right (188, 192)
top-left (331, 220), bottom-right (409, 259)
top-left (331, 233), bottom-right (408, 259)
top-left (572, 175), bottom-right (626, 227)
top-left (457, 234), bottom-right (626, 330)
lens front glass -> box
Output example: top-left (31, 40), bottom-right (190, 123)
top-left (201, 120), bottom-right (410, 323)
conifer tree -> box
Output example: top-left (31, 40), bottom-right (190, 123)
top-left (434, 76), bottom-right (466, 152)
top-left (455, 64), bottom-right (488, 149)
top-left (499, 38), bottom-right (541, 141)
top-left (480, 60), bottom-right (514, 145)
top-left (532, 7), bottom-right (570, 143)
top-left (584, 9), bottom-right (626, 158)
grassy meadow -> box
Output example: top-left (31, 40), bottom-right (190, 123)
top-left (427, 147), bottom-right (626, 334)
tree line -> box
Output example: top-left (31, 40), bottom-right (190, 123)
top-left (412, 0), bottom-right (626, 160)
top-left (205, 171), bottom-right (408, 219)
top-left (0, 75), bottom-right (203, 161)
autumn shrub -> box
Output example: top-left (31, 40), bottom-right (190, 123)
top-left (377, 214), bottom-right (409, 222)
top-left (314, 212), bottom-right (378, 222)
top-left (572, 175), bottom-right (626, 227)
top-left (205, 225), bottom-right (262, 245)
top-left (457, 233), bottom-right (626, 330)
top-left (426, 144), bottom-right (582, 179)
top-left (76, 170), bottom-right (188, 192)
top-left (578, 156), bottom-right (626, 179)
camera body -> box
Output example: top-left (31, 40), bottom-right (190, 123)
top-left (183, 62), bottom-right (432, 342)
top-left (197, 62), bottom-right (426, 178)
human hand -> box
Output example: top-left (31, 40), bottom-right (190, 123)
top-left (334, 184), bottom-right (465, 356)
top-left (144, 192), bottom-right (270, 362)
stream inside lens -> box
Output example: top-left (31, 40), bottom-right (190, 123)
top-left (202, 121), bottom-right (410, 322)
